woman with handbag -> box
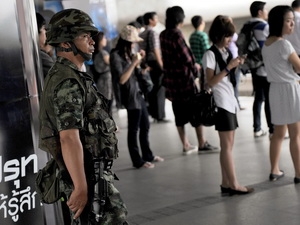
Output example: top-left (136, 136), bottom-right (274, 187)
top-left (160, 6), bottom-right (218, 154)
top-left (202, 15), bottom-right (254, 195)
top-left (110, 25), bottom-right (164, 169)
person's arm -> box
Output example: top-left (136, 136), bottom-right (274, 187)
top-left (118, 54), bottom-right (142, 85)
top-left (152, 31), bottom-right (163, 69)
top-left (60, 129), bottom-right (87, 219)
top-left (154, 48), bottom-right (163, 69)
top-left (53, 79), bottom-right (87, 219)
top-left (289, 51), bottom-right (300, 73)
top-left (204, 51), bottom-right (241, 87)
top-left (176, 32), bottom-right (199, 75)
top-left (102, 50), bottom-right (110, 65)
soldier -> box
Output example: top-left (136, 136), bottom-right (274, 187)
top-left (38, 8), bottom-right (128, 224)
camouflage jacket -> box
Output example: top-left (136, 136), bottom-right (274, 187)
top-left (39, 57), bottom-right (118, 170)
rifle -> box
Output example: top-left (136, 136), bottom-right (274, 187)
top-left (92, 158), bottom-right (109, 222)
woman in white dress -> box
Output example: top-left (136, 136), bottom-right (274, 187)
top-left (262, 5), bottom-right (300, 183)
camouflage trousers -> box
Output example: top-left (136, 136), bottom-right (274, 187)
top-left (65, 171), bottom-right (128, 225)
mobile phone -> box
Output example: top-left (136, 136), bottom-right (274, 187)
top-left (240, 54), bottom-right (247, 59)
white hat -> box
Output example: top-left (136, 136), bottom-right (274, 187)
top-left (120, 25), bottom-right (143, 42)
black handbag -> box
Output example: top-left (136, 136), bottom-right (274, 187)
top-left (193, 90), bottom-right (217, 127)
top-left (192, 69), bottom-right (217, 127)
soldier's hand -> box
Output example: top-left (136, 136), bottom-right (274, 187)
top-left (67, 186), bottom-right (88, 219)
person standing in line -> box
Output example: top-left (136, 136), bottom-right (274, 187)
top-left (227, 17), bottom-right (245, 110)
top-left (90, 31), bottom-right (114, 113)
top-left (202, 15), bottom-right (254, 195)
top-left (36, 12), bottom-right (55, 78)
top-left (110, 25), bottom-right (164, 169)
top-left (262, 5), bottom-right (300, 183)
top-left (139, 11), bottom-right (168, 123)
top-left (189, 15), bottom-right (210, 67)
top-left (285, 1), bottom-right (300, 58)
top-left (38, 9), bottom-right (128, 224)
top-left (136, 15), bottom-right (146, 33)
top-left (247, 1), bottom-right (273, 138)
top-left (160, 6), bottom-right (218, 154)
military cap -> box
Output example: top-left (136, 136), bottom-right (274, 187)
top-left (47, 8), bottom-right (98, 45)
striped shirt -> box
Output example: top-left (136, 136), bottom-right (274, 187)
top-left (189, 31), bottom-right (210, 65)
top-left (139, 27), bottom-right (160, 61)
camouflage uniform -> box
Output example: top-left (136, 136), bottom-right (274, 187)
top-left (39, 9), bottom-right (128, 225)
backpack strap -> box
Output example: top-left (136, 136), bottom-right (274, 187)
top-left (249, 21), bottom-right (261, 42)
top-left (209, 45), bottom-right (236, 87)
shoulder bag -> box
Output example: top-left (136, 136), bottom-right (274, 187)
top-left (192, 68), bottom-right (217, 127)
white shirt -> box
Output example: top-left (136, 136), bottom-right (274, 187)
top-left (262, 39), bottom-right (299, 83)
top-left (202, 49), bottom-right (238, 114)
top-left (285, 11), bottom-right (300, 55)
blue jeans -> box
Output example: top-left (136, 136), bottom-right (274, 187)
top-left (127, 98), bottom-right (154, 168)
top-left (251, 70), bottom-right (273, 133)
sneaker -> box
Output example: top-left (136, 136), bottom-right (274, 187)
top-left (269, 133), bottom-right (273, 140)
top-left (198, 141), bottom-right (219, 153)
top-left (142, 162), bottom-right (155, 169)
top-left (254, 129), bottom-right (267, 138)
top-left (183, 145), bottom-right (198, 154)
top-left (153, 156), bottom-right (164, 162)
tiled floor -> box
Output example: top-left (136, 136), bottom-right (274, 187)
top-left (112, 96), bottom-right (300, 225)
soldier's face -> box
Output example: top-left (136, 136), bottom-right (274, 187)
top-left (74, 32), bottom-right (95, 57)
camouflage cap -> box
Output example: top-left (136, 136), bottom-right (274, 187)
top-left (47, 8), bottom-right (98, 45)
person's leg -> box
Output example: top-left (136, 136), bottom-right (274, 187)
top-left (219, 130), bottom-right (250, 191)
top-left (148, 64), bottom-right (166, 121)
top-left (252, 75), bottom-right (264, 133)
top-left (263, 79), bottom-right (273, 134)
top-left (252, 74), bottom-right (267, 138)
top-left (156, 85), bottom-right (166, 120)
top-left (269, 125), bottom-right (286, 175)
top-left (147, 86), bottom-right (157, 119)
top-left (127, 108), bottom-right (144, 168)
top-left (172, 101), bottom-right (195, 151)
top-left (219, 130), bottom-right (236, 187)
top-left (195, 125), bottom-right (205, 147)
top-left (177, 125), bottom-right (192, 149)
top-left (139, 98), bottom-right (155, 162)
top-left (287, 122), bottom-right (300, 178)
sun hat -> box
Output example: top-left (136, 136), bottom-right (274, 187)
top-left (120, 25), bottom-right (143, 42)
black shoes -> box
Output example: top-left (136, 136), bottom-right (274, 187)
top-left (269, 170), bottom-right (284, 181)
top-left (228, 187), bottom-right (254, 196)
top-left (294, 177), bottom-right (300, 184)
top-left (220, 185), bottom-right (254, 196)
top-left (220, 185), bottom-right (230, 194)
top-left (269, 171), bottom-right (300, 183)
top-left (198, 142), bottom-right (218, 153)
